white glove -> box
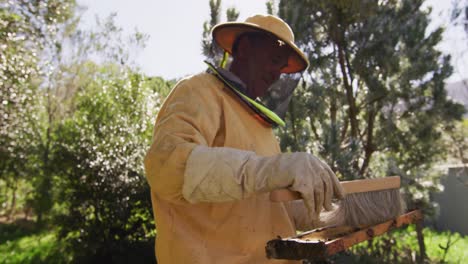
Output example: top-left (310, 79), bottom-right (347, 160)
top-left (183, 146), bottom-right (344, 221)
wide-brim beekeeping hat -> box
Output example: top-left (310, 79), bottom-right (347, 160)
top-left (212, 14), bottom-right (309, 73)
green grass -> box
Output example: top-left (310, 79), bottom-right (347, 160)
top-left (349, 225), bottom-right (468, 263)
top-left (418, 227), bottom-right (468, 263)
top-left (0, 222), bottom-right (70, 264)
top-left (391, 225), bottom-right (468, 263)
top-left (1, 232), bottom-right (56, 263)
top-left (1, 221), bottom-right (467, 264)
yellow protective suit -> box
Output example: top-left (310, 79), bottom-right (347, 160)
top-left (144, 72), bottom-right (302, 264)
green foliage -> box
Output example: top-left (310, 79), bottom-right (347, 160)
top-left (201, 0), bottom-right (223, 65)
top-left (201, 0), bottom-right (240, 66)
top-left (266, 0), bottom-right (278, 15)
top-left (51, 63), bottom-right (161, 263)
top-left (0, 222), bottom-right (70, 264)
top-left (0, 232), bottom-right (64, 264)
top-left (0, 1), bottom-right (38, 201)
top-left (348, 225), bottom-right (468, 263)
top-left (443, 118), bottom-right (468, 164)
top-left (450, 0), bottom-right (468, 36)
top-left (272, 1), bottom-right (466, 260)
top-left (226, 7), bottom-right (240, 22)
top-left (0, 0), bottom-right (78, 223)
top-left (0, 178), bottom-right (34, 221)
top-left (275, 0), bottom-right (465, 195)
top-left (1, 1), bottom-right (167, 261)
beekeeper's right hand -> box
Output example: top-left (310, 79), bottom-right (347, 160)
top-left (183, 146), bottom-right (345, 222)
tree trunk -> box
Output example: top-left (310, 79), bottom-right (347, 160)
top-left (415, 220), bottom-right (427, 263)
top-left (7, 180), bottom-right (17, 221)
top-left (359, 105), bottom-right (376, 176)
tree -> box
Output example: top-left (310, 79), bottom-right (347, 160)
top-left (275, 0), bottom-right (464, 182)
top-left (0, 0), bottom-right (77, 221)
top-left (43, 13), bottom-right (168, 262)
top-left (201, 0), bottom-right (240, 66)
top-left (447, 0), bottom-right (468, 167)
top-left (1, 0), bottom-right (175, 261)
top-left (270, 0), bottom-right (465, 260)
top-left (53, 63), bottom-right (168, 262)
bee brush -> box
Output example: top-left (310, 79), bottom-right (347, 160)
top-left (270, 176), bottom-right (406, 227)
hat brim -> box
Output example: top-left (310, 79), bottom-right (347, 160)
top-left (212, 22), bottom-right (309, 74)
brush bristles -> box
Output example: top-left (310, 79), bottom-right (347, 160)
top-left (320, 189), bottom-right (406, 227)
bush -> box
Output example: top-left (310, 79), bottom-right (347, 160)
top-left (52, 64), bottom-right (162, 263)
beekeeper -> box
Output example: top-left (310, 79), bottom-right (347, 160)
top-left (144, 14), bottom-right (344, 264)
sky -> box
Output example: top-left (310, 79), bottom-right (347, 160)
top-left (77, 0), bottom-right (467, 82)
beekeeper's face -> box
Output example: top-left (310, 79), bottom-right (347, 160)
top-left (233, 33), bottom-right (291, 98)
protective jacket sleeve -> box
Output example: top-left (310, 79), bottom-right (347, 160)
top-left (144, 77), bottom-right (222, 203)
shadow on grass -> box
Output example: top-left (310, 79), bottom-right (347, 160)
top-left (0, 219), bottom-right (41, 244)
top-left (0, 218), bottom-right (78, 264)
top-left (72, 240), bottom-right (157, 264)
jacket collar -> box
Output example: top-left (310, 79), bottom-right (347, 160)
top-left (205, 61), bottom-right (285, 127)
top-left (211, 65), bottom-right (248, 95)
